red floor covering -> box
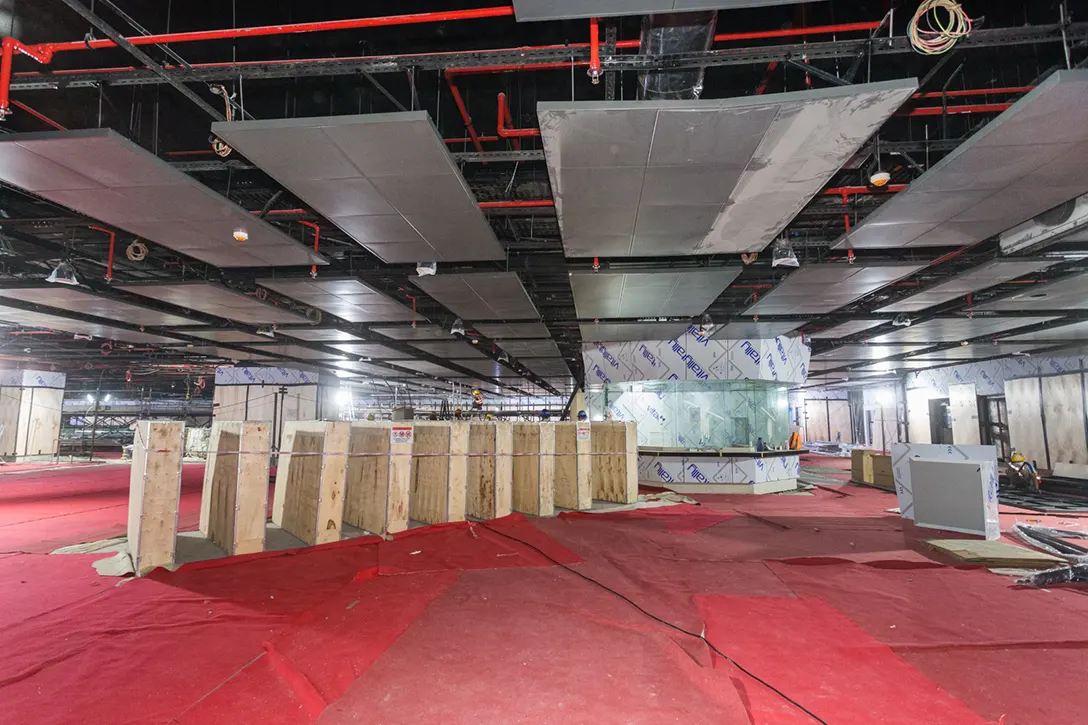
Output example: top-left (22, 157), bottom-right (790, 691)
top-left (2, 465), bottom-right (1087, 724)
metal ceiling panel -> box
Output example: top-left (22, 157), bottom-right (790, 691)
top-left (330, 360), bottom-right (412, 376)
top-left (371, 325), bottom-right (450, 341)
top-left (1005, 320), bottom-right (1088, 342)
top-left (569, 269), bottom-right (740, 318)
top-left (278, 328), bottom-right (364, 343)
top-left (513, 0), bottom-right (820, 22)
top-left (449, 359), bottom-right (522, 378)
top-left (116, 282), bottom-right (308, 325)
top-left (839, 71), bottom-right (1088, 250)
top-left (870, 317), bottom-right (1060, 344)
top-left (579, 322), bottom-right (689, 342)
top-left (388, 360), bottom-right (462, 376)
top-left (747, 262), bottom-right (927, 315)
top-left (521, 358), bottom-right (571, 377)
top-left (179, 329), bottom-right (269, 343)
top-left (496, 339), bottom-right (563, 358)
top-left (807, 320), bottom-right (888, 338)
top-left (877, 260), bottom-right (1059, 313)
top-left (0, 304), bottom-right (180, 344)
top-left (0, 129), bottom-right (324, 268)
top-left (973, 272), bottom-right (1088, 312)
top-left (179, 346), bottom-right (275, 361)
top-left (909, 344), bottom-right (1040, 360)
top-left (813, 344), bottom-right (930, 361)
top-left (256, 277), bottom-right (423, 324)
top-left (711, 321), bottom-right (801, 339)
top-left (245, 343), bottom-right (348, 361)
top-left (855, 359), bottom-right (948, 371)
top-left (538, 79), bottom-right (916, 257)
top-left (0, 286), bottom-right (196, 328)
top-left (328, 342), bottom-right (410, 358)
top-left (212, 113), bottom-right (505, 263)
top-left (410, 272), bottom-right (539, 320)
top-left (409, 341), bottom-right (487, 358)
top-left (473, 322), bottom-right (552, 339)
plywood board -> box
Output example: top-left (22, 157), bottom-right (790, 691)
top-left (275, 426), bottom-right (325, 544)
top-left (447, 422), bottom-right (469, 522)
top-left (344, 422), bottom-right (392, 533)
top-left (233, 422), bottom-right (272, 555)
top-left (467, 422), bottom-right (497, 518)
top-left (906, 388), bottom-right (932, 444)
top-left (494, 422), bottom-right (513, 517)
top-left (591, 421), bottom-right (634, 503)
top-left (512, 423), bottom-right (541, 515)
top-left (553, 423), bottom-right (579, 509)
top-left (212, 384), bottom-right (250, 421)
top-left (127, 420), bottom-right (184, 575)
top-left (624, 422), bottom-right (638, 504)
top-left (203, 425), bottom-right (241, 552)
top-left (1041, 373), bottom-right (1088, 466)
top-left (0, 387), bottom-right (20, 456)
top-left (805, 399), bottom-right (830, 442)
top-left (924, 539), bottom-right (1063, 568)
top-left (410, 423), bottom-right (450, 525)
top-left (387, 423), bottom-right (413, 533)
top-left (1005, 378), bottom-right (1047, 466)
top-left (827, 400), bottom-right (852, 444)
top-left (313, 422), bottom-right (350, 545)
top-left (1054, 462), bottom-right (1088, 480)
top-left (949, 383), bottom-right (981, 446)
top-left (16, 387), bottom-right (62, 456)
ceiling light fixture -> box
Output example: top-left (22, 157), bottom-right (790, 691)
top-left (450, 318), bottom-right (465, 336)
top-left (45, 260), bottom-right (79, 286)
top-left (696, 313), bottom-right (713, 337)
top-left (416, 261), bottom-right (437, 276)
top-left (770, 239), bottom-right (799, 268)
top-left (892, 314), bottom-right (912, 327)
top-left (233, 228), bottom-right (249, 242)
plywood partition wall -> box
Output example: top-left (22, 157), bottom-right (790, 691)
top-left (511, 422), bottom-right (556, 517)
top-left (949, 383), bottom-right (981, 446)
top-left (591, 421), bottom-right (638, 504)
top-left (827, 400), bottom-right (852, 444)
top-left (128, 420), bottom-right (184, 575)
top-left (409, 422), bottom-right (469, 525)
top-left (344, 422), bottom-right (401, 535)
top-left (906, 388), bottom-right (933, 444)
top-left (466, 421), bottom-right (513, 519)
top-left (200, 421), bottom-right (272, 556)
top-left (554, 421), bottom-right (592, 510)
top-left (1040, 373), bottom-right (1088, 466)
top-left (1005, 378), bottom-right (1047, 467)
top-left (273, 421), bottom-right (350, 546)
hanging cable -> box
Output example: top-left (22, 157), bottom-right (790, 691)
top-left (210, 85), bottom-right (233, 157)
top-left (908, 0), bottom-right (973, 55)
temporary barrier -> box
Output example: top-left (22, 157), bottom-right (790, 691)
top-left (272, 421), bottom-right (350, 546)
top-left (127, 420), bottom-right (185, 575)
top-left (200, 421), bottom-right (272, 555)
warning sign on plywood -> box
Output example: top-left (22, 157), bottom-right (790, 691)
top-left (576, 424), bottom-right (591, 441)
top-left (391, 425), bottom-right (414, 445)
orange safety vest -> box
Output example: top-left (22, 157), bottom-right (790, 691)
top-left (788, 431), bottom-right (802, 450)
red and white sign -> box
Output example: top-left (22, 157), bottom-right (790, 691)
top-left (391, 425), bottom-right (414, 445)
top-left (576, 424), bottom-right (591, 442)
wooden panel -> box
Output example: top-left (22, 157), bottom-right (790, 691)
top-left (233, 422), bottom-right (272, 555)
top-left (494, 422), bottom-right (513, 517)
top-left (205, 428), bottom-right (240, 552)
top-left (0, 387), bottom-right (20, 456)
top-left (1041, 373), bottom-right (1088, 466)
top-left (805, 399), bottom-right (830, 442)
top-left (1006, 378), bottom-right (1047, 466)
top-left (553, 423), bottom-right (579, 509)
top-left (906, 388), bottom-right (932, 444)
top-left (512, 423), bottom-right (541, 515)
top-left (447, 422), bottom-right (469, 522)
top-left (344, 423), bottom-right (391, 533)
top-left (575, 421), bottom-right (592, 510)
top-left (949, 383), bottom-right (981, 446)
top-left (278, 430), bottom-right (325, 544)
top-left (212, 384), bottom-right (249, 421)
top-left (467, 422), bottom-right (497, 518)
top-left (874, 406), bottom-right (898, 451)
top-left (387, 424), bottom-right (413, 533)
top-left (244, 385), bottom-right (277, 427)
top-left (1054, 462), bottom-right (1088, 480)
top-left (624, 422), bottom-right (638, 504)
top-left (14, 387), bottom-right (63, 456)
top-left (127, 420), bottom-right (184, 575)
top-left (924, 539), bottom-right (1063, 569)
top-left (827, 400), bottom-right (852, 444)
top-left (591, 422), bottom-right (628, 503)
top-left (410, 423), bottom-right (450, 524)
top-left (313, 422), bottom-right (350, 546)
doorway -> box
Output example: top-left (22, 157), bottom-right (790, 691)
top-left (929, 398), bottom-right (953, 445)
top-left (981, 396), bottom-right (1011, 460)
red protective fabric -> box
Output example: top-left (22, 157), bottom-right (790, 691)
top-left (0, 553), bottom-right (113, 629)
top-left (559, 503), bottom-right (736, 534)
top-left (697, 595), bottom-right (988, 725)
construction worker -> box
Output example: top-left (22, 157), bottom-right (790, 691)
top-left (454, 408), bottom-right (463, 419)
top-left (472, 388), bottom-right (483, 411)
top-left (540, 408), bottom-right (551, 420)
top-left (577, 410), bottom-right (588, 421)
top-left (788, 431), bottom-right (802, 450)
top-left (485, 413), bottom-right (494, 421)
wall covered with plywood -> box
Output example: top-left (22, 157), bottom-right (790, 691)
top-left (949, 383), bottom-right (981, 446)
top-left (1041, 374), bottom-right (1088, 466)
top-left (1005, 377), bottom-right (1048, 467)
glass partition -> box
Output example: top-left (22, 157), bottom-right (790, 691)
top-left (586, 379), bottom-right (789, 449)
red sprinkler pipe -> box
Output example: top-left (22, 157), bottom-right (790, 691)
top-left (588, 17), bottom-right (601, 84)
top-left (32, 6), bottom-right (516, 54)
top-left (822, 184), bottom-right (907, 196)
top-left (298, 221), bottom-right (321, 279)
top-left (88, 225), bottom-right (116, 282)
top-left (903, 103), bottom-right (1012, 116)
top-left (10, 100), bottom-right (65, 130)
top-left (445, 70), bottom-right (486, 158)
top-left (913, 85), bottom-right (1033, 99)
top-left (497, 92), bottom-right (539, 138)
top-left (0, 37), bottom-right (53, 119)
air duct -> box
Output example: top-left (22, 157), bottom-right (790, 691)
top-left (637, 11), bottom-right (718, 101)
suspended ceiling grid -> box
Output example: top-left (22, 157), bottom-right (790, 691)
top-left (256, 277), bottom-right (423, 323)
top-left (1004, 320), bottom-right (1088, 342)
top-left (178, 329), bottom-right (271, 343)
top-left (0, 305), bottom-right (181, 344)
top-left (116, 282), bottom-right (309, 325)
top-left (0, 129), bottom-right (325, 268)
top-left (212, 113), bottom-right (505, 263)
top-left (569, 269), bottom-right (741, 318)
top-left (410, 272), bottom-right (540, 320)
top-left (869, 317), bottom-right (1061, 344)
top-left (537, 79), bottom-right (917, 258)
top-left (409, 341), bottom-right (487, 358)
top-left (838, 70), bottom-right (1088, 250)
top-left (972, 272), bottom-right (1088, 312)
top-left (243, 343), bottom-right (349, 361)
top-left (747, 262), bottom-right (928, 315)
top-left (278, 328), bottom-right (364, 343)
top-left (370, 325), bottom-right (452, 341)
top-left (0, 287), bottom-right (197, 328)
top-left (472, 322), bottom-right (553, 339)
top-left (876, 259), bottom-right (1059, 313)
top-left (327, 342), bottom-right (411, 358)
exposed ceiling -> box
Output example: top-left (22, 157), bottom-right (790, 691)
top-left (0, 1), bottom-right (1084, 396)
